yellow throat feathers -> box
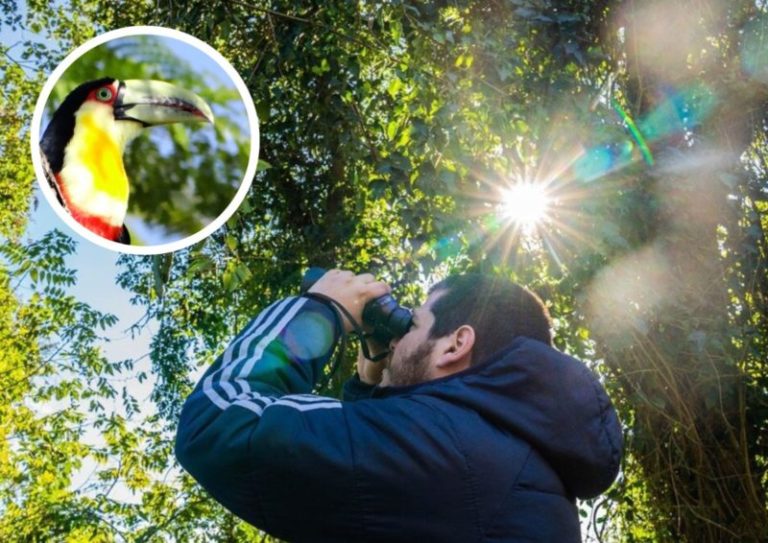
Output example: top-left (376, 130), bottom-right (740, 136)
top-left (60, 102), bottom-right (142, 218)
top-left (76, 105), bottom-right (131, 200)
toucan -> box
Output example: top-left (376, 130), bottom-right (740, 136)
top-left (40, 78), bottom-right (214, 244)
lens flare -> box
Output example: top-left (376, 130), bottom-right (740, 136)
top-left (742, 15), bottom-right (768, 84)
top-left (612, 99), bottom-right (654, 165)
top-left (500, 183), bottom-right (550, 227)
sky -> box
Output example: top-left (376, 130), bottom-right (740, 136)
top-left (2, 5), bottom-right (156, 397)
top-left (26, 189), bottom-right (155, 386)
top-left (3, 18), bottom-right (249, 406)
top-left (2, 10), bottom-right (219, 505)
top-left (21, 189), bottom-right (157, 502)
top-left (2, 0), bottom-right (154, 381)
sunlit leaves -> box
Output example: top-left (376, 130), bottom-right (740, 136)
top-left (4, 0), bottom-right (768, 541)
top-left (0, 60), bottom-right (40, 240)
top-left (0, 231), bottom-right (137, 541)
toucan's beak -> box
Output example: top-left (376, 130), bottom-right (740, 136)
top-left (114, 79), bottom-right (214, 126)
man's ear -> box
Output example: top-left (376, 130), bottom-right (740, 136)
top-left (435, 325), bottom-right (475, 371)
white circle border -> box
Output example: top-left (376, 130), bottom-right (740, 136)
top-left (30, 25), bottom-right (260, 255)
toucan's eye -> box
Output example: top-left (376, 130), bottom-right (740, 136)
top-left (96, 87), bottom-right (113, 101)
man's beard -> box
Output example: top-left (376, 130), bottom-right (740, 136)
top-left (387, 339), bottom-right (435, 387)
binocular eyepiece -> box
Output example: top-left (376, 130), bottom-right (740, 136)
top-left (300, 267), bottom-right (412, 345)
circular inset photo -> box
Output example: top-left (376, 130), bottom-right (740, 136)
top-left (31, 26), bottom-right (259, 254)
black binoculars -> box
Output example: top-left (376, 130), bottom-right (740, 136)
top-left (300, 267), bottom-right (413, 345)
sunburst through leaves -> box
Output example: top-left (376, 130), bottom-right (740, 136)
top-left (499, 182), bottom-right (551, 229)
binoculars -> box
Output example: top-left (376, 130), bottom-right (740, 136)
top-left (300, 267), bottom-right (412, 344)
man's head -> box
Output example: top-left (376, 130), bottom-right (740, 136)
top-left (382, 274), bottom-right (552, 387)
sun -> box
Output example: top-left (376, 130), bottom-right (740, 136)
top-left (500, 183), bottom-right (550, 228)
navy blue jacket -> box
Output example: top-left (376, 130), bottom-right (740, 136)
top-left (176, 296), bottom-right (622, 542)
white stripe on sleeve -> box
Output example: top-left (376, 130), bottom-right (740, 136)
top-left (233, 298), bottom-right (307, 395)
top-left (202, 297), bottom-right (305, 408)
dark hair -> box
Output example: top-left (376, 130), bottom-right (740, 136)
top-left (428, 273), bottom-right (553, 365)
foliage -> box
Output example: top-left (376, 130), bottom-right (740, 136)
top-left (0, 50), bottom-right (41, 240)
top-left (1, 0), bottom-right (767, 542)
top-left (0, 231), bottom-right (124, 540)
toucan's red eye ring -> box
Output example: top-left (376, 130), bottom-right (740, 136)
top-left (96, 87), bottom-right (113, 102)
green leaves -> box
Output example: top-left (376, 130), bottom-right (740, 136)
top-left (4, 0), bottom-right (768, 540)
top-left (222, 260), bottom-right (252, 292)
top-left (1, 230), bottom-right (77, 293)
top-left (0, 230), bottom-right (141, 541)
top-left (310, 57), bottom-right (331, 75)
top-left (0, 60), bottom-right (40, 240)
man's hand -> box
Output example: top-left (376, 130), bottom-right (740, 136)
top-left (356, 337), bottom-right (389, 385)
top-left (307, 269), bottom-right (391, 333)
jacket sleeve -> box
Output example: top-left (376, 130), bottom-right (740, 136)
top-left (175, 295), bottom-right (362, 537)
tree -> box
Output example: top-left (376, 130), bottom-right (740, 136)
top-left (1, 1), bottom-right (766, 541)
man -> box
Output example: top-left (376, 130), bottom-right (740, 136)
top-left (176, 270), bottom-right (622, 542)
